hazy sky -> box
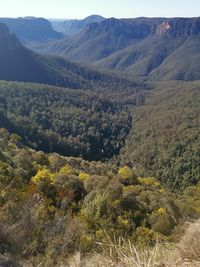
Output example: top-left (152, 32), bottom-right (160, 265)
top-left (0, 0), bottom-right (200, 19)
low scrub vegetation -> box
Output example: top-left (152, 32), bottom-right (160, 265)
top-left (0, 128), bottom-right (200, 266)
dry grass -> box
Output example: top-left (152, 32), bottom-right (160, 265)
top-left (67, 221), bottom-right (200, 267)
top-left (177, 219), bottom-right (200, 263)
top-left (3, 220), bottom-right (200, 266)
top-left (67, 240), bottom-right (169, 267)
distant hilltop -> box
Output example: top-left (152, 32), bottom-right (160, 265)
top-left (0, 16), bottom-right (62, 43)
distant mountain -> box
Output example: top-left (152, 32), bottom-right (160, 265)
top-left (0, 17), bottom-right (62, 43)
top-left (40, 18), bottom-right (158, 61)
top-left (0, 23), bottom-right (142, 90)
top-left (51, 15), bottom-right (105, 36)
top-left (35, 17), bottom-right (200, 81)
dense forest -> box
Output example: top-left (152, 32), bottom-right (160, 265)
top-left (0, 80), bottom-right (199, 192)
top-left (1, 129), bottom-right (200, 266)
top-left (0, 80), bottom-right (147, 160)
top-left (121, 81), bottom-right (200, 191)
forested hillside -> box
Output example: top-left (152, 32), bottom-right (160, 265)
top-left (1, 128), bottom-right (200, 266)
top-left (0, 79), bottom-right (199, 192)
top-left (121, 81), bottom-right (200, 191)
top-left (0, 80), bottom-right (147, 160)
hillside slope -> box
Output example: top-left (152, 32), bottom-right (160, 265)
top-left (121, 81), bottom-right (200, 191)
top-left (0, 23), bottom-right (143, 90)
top-left (36, 17), bottom-right (159, 62)
top-left (0, 80), bottom-right (147, 160)
top-left (34, 17), bottom-right (200, 81)
top-left (0, 78), bottom-right (199, 190)
top-left (1, 128), bottom-right (200, 266)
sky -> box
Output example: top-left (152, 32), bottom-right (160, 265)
top-left (0, 0), bottom-right (200, 19)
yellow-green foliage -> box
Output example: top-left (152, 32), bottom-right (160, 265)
top-left (181, 183), bottom-right (200, 214)
top-left (118, 166), bottom-right (133, 179)
top-left (1, 128), bottom-right (200, 266)
top-left (150, 207), bottom-right (175, 236)
top-left (0, 161), bottom-right (9, 176)
top-left (0, 190), bottom-right (6, 198)
top-left (79, 172), bottom-right (90, 181)
top-left (123, 185), bottom-right (143, 195)
top-left (153, 207), bottom-right (167, 216)
top-left (138, 177), bottom-right (160, 187)
top-left (32, 168), bottom-right (56, 184)
top-left (117, 216), bottom-right (130, 228)
top-left (59, 165), bottom-right (74, 175)
top-left (134, 226), bottom-right (158, 246)
top-left (80, 234), bottom-right (94, 251)
top-left (81, 193), bottom-right (108, 227)
top-left (95, 229), bottom-right (105, 240)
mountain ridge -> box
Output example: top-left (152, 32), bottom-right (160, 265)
top-left (0, 23), bottom-right (144, 90)
top-left (32, 16), bottom-right (200, 81)
top-left (0, 17), bottom-right (62, 43)
top-left (51, 15), bottom-right (105, 36)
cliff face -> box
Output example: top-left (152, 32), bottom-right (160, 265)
top-left (156, 21), bottom-right (171, 36)
top-left (156, 18), bottom-right (200, 38)
top-left (78, 17), bottom-right (200, 43)
top-left (85, 18), bottom-right (156, 39)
